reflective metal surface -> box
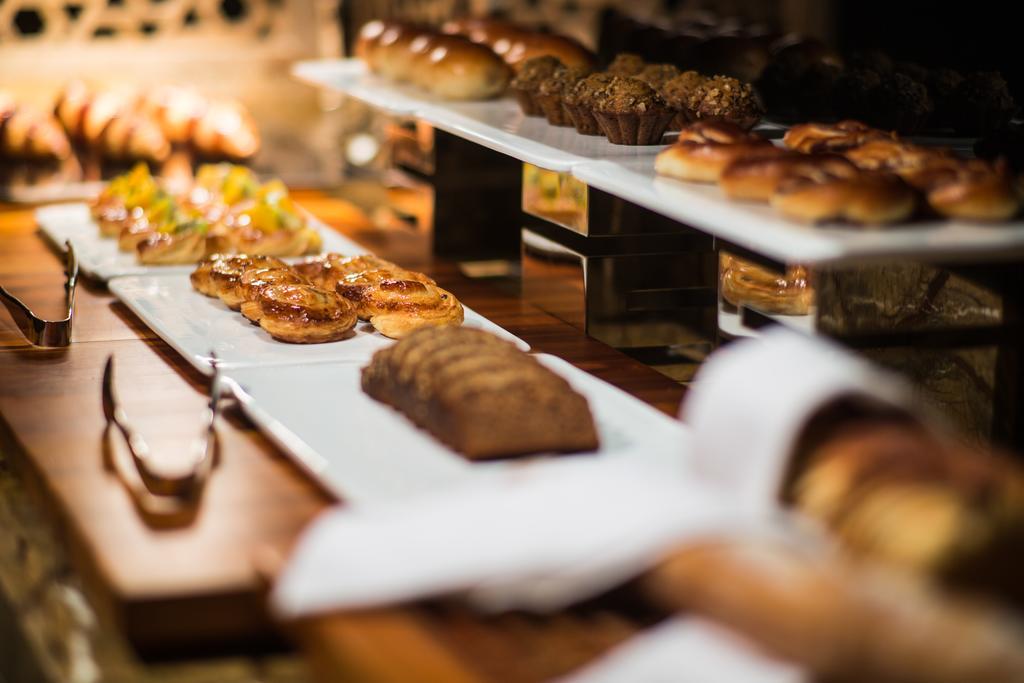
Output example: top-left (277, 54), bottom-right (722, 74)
top-left (0, 239), bottom-right (78, 347)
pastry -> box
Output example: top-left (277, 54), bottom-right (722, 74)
top-left (336, 273), bottom-right (463, 339)
top-left (136, 224), bottom-right (227, 265)
top-left (510, 55), bottom-right (563, 116)
top-left (866, 73), bottom-right (933, 135)
top-left (236, 267), bottom-right (312, 322)
top-left (362, 327), bottom-right (599, 459)
top-left (591, 77), bottom-right (675, 145)
top-left (688, 75), bottom-right (764, 130)
top-left (948, 71), bottom-right (1018, 136)
top-left (562, 72), bottom-right (615, 135)
top-left (771, 164), bottom-right (917, 226)
top-left (205, 255), bottom-right (287, 307)
top-left (719, 152), bottom-right (842, 201)
top-left (534, 66), bottom-right (592, 127)
top-left (293, 254), bottom-right (403, 290)
top-left (0, 94), bottom-right (72, 161)
top-left (634, 63), bottom-right (682, 90)
top-left (606, 53), bottom-right (646, 76)
top-left (245, 283), bottom-right (357, 343)
top-left (442, 18), bottom-right (596, 71)
top-left (720, 253), bottom-right (813, 315)
top-left (782, 120), bottom-right (892, 154)
top-left (655, 121), bottom-right (777, 183)
top-left (659, 71), bottom-right (707, 128)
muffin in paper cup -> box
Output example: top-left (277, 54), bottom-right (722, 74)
top-left (592, 77), bottom-right (675, 145)
top-left (564, 102), bottom-right (603, 134)
top-left (563, 72), bottom-right (616, 135)
top-left (510, 55), bottom-right (564, 118)
top-left (513, 88), bottom-right (543, 116)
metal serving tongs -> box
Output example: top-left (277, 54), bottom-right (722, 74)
top-left (101, 352), bottom-right (223, 527)
top-left (0, 240), bottom-right (78, 347)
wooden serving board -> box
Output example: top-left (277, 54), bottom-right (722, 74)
top-left (0, 192), bottom-right (686, 663)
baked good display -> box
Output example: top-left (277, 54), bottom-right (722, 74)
top-left (90, 163), bottom-right (324, 265)
top-left (0, 93), bottom-right (72, 162)
top-left (659, 71), bottom-right (707, 128)
top-left (655, 121), bottom-right (778, 182)
top-left (719, 253), bottom-right (813, 315)
top-left (534, 66), bottom-right (593, 127)
top-left (591, 77), bottom-right (675, 146)
top-left (562, 72), bottom-right (616, 135)
top-left (510, 56), bottom-right (563, 116)
top-left (687, 75), bottom-right (764, 130)
top-left (361, 326), bottom-right (599, 459)
top-left (782, 120), bottom-right (893, 154)
top-left (770, 161), bottom-right (917, 226)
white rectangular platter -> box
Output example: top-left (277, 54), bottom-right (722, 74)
top-left (109, 272), bottom-right (529, 375)
top-left (292, 59), bottom-right (667, 173)
top-left (574, 158), bottom-right (1024, 266)
top-left (36, 202), bottom-right (366, 282)
top-left (223, 353), bottom-right (690, 503)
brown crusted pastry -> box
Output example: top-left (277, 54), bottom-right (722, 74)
top-left (688, 75), bottom-right (764, 130)
top-left (96, 113), bottom-right (171, 163)
top-left (337, 273), bottom-right (463, 339)
top-left (227, 224), bottom-right (322, 258)
top-left (535, 66), bottom-right (592, 126)
top-left (237, 267), bottom-right (312, 322)
top-left (923, 161), bottom-right (1021, 222)
top-left (783, 120), bottom-right (893, 154)
top-left (720, 152), bottom-right (848, 202)
top-left (0, 95), bottom-right (72, 161)
top-left (562, 72), bottom-right (616, 135)
top-left (655, 121), bottom-right (778, 183)
top-left (362, 327), bottom-right (599, 459)
top-left (720, 253), bottom-right (813, 315)
top-left (948, 71), bottom-right (1017, 136)
top-left (592, 77), bottom-right (675, 145)
top-left (635, 64), bottom-right (682, 90)
top-left (293, 253), bottom-right (400, 290)
top-left (245, 283), bottom-right (356, 343)
top-left (771, 164), bottom-right (917, 226)
top-left (510, 55), bottom-right (564, 116)
top-left (504, 34), bottom-right (596, 72)
top-left (118, 219), bottom-right (158, 252)
top-left (202, 255), bottom-right (288, 308)
top-left (137, 231), bottom-right (228, 265)
top-left (606, 53), bottom-right (646, 76)
top-left (660, 71), bottom-right (707, 129)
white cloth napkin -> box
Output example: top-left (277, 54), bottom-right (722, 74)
top-left (559, 616), bottom-right (807, 683)
top-left (682, 328), bottom-right (915, 513)
top-left (271, 458), bottom-right (789, 619)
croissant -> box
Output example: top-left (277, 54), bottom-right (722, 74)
top-left (245, 283), bottom-right (357, 343)
top-left (0, 94), bottom-right (72, 161)
top-left (337, 276), bottom-right (464, 339)
top-left (54, 82), bottom-right (171, 162)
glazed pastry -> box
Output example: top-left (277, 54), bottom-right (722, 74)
top-left (362, 327), bottom-right (599, 459)
top-left (510, 55), bottom-right (563, 116)
top-left (116, 190), bottom-right (178, 250)
top-left (655, 121), bottom-right (778, 183)
top-left (222, 180), bottom-right (322, 257)
top-left (90, 163), bottom-right (161, 236)
top-left (921, 161), bottom-right (1020, 222)
top-left (720, 152), bottom-right (844, 202)
top-left (442, 18), bottom-right (596, 71)
top-left (591, 77), bottom-right (675, 145)
top-left (688, 75), bottom-right (764, 130)
top-left (206, 255), bottom-right (287, 307)
top-left (783, 120), bottom-right (892, 154)
top-left (246, 283), bottom-right (357, 343)
top-left (293, 254), bottom-right (401, 290)
top-left (0, 94), bottom-right (72, 161)
top-left (720, 253), bottom-right (813, 315)
top-left (336, 273), bottom-right (462, 339)
top-left (236, 267), bottom-right (312, 322)
top-left (562, 72), bottom-right (616, 135)
top-left (137, 226), bottom-right (227, 265)
top-left (771, 164), bottom-right (917, 226)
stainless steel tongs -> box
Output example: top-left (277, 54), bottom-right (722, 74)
top-left (101, 352), bottom-right (223, 526)
top-left (0, 240), bottom-right (78, 347)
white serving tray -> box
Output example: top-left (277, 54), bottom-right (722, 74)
top-left (108, 272), bottom-right (529, 375)
top-left (574, 158), bottom-right (1024, 266)
top-left (717, 301), bottom-right (816, 340)
top-left (292, 59), bottom-right (668, 172)
top-left (35, 203), bottom-right (366, 282)
top-left (223, 353), bottom-right (689, 503)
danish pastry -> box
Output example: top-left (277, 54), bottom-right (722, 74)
top-left (337, 275), bottom-right (463, 339)
top-left (293, 254), bottom-right (401, 290)
top-left (236, 268), bottom-right (312, 323)
top-left (771, 164), bottom-right (917, 226)
top-left (655, 121), bottom-right (778, 183)
top-left (205, 255), bottom-right (287, 307)
top-left (783, 120), bottom-right (893, 153)
top-left (720, 253), bottom-right (813, 315)
top-left (245, 283), bottom-right (357, 344)
top-left (720, 153), bottom-right (848, 202)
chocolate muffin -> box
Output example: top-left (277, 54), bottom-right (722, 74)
top-left (511, 56), bottom-right (564, 116)
top-left (755, 39), bottom-right (843, 118)
top-left (926, 68), bottom-right (965, 128)
top-left (690, 76), bottom-right (764, 130)
top-left (867, 73), bottom-right (933, 134)
top-left (796, 62), bottom-right (842, 119)
top-left (563, 72), bottom-right (616, 135)
top-left (592, 77), bottom-right (674, 145)
top-left (606, 53), bottom-right (646, 76)
top-left (535, 66), bottom-right (593, 127)
top-left (635, 63), bottom-right (682, 90)
top-left (949, 72), bottom-right (1018, 136)
top-left (833, 68), bottom-right (883, 122)
top-left (661, 71), bottom-right (707, 128)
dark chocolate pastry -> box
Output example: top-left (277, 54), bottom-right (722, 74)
top-left (833, 68), bottom-right (883, 123)
top-left (867, 73), bottom-right (933, 134)
top-left (949, 72), bottom-right (1018, 136)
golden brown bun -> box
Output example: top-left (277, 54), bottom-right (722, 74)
top-left (0, 99), bottom-right (72, 161)
top-left (925, 162), bottom-right (1021, 221)
top-left (248, 283), bottom-right (357, 343)
top-left (503, 34), bottom-right (597, 71)
top-left (337, 275), bottom-right (463, 339)
top-left (655, 121), bottom-right (777, 183)
top-left (720, 152), bottom-right (844, 202)
top-left (202, 255), bottom-right (287, 308)
top-left (373, 23), bottom-right (436, 82)
top-left (720, 253), bottom-right (813, 315)
top-left (410, 35), bottom-right (512, 100)
top-left (784, 120), bottom-right (894, 153)
top-left (771, 164), bottom-right (917, 226)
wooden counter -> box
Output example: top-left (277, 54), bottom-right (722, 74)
top-left (0, 192), bottom-right (685, 679)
